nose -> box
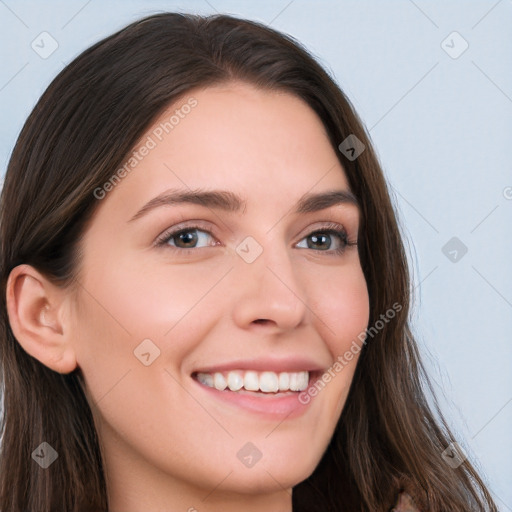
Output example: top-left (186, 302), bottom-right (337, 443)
top-left (230, 238), bottom-right (309, 333)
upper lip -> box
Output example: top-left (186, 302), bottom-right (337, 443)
top-left (191, 357), bottom-right (326, 375)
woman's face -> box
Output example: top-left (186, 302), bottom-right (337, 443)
top-left (71, 81), bottom-right (369, 509)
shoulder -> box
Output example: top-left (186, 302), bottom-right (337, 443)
top-left (390, 491), bottom-right (422, 512)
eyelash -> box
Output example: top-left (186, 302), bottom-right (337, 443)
top-left (154, 221), bottom-right (357, 256)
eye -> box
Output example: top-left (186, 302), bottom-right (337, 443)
top-left (296, 222), bottom-right (356, 256)
top-left (155, 224), bottom-right (217, 252)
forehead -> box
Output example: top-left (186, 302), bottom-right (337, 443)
top-left (93, 81), bottom-right (351, 223)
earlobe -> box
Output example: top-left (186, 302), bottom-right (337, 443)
top-left (5, 264), bottom-right (77, 374)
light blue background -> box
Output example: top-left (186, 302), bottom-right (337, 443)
top-left (1, 0), bottom-right (511, 508)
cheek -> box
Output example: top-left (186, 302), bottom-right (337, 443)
top-left (297, 261), bottom-right (369, 419)
top-left (72, 254), bottom-right (233, 401)
top-left (307, 261), bottom-right (370, 353)
top-left (76, 253), bottom-right (228, 342)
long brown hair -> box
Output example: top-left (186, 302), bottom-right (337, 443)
top-left (0, 12), bottom-right (497, 511)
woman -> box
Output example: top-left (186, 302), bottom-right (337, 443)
top-left (0, 12), bottom-right (497, 512)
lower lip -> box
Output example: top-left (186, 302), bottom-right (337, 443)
top-left (191, 372), bottom-right (320, 419)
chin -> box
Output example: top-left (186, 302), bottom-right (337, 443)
top-left (224, 445), bottom-right (322, 494)
top-left (221, 464), bottom-right (316, 495)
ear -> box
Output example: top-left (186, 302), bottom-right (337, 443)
top-left (5, 264), bottom-right (77, 374)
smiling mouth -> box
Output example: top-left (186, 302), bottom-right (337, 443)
top-left (192, 369), bottom-right (310, 393)
top-left (191, 368), bottom-right (323, 417)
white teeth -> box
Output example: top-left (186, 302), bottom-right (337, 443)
top-left (243, 371), bottom-right (259, 391)
top-left (289, 372), bottom-right (300, 391)
top-left (278, 372), bottom-right (290, 391)
top-left (259, 371), bottom-right (279, 392)
top-left (196, 370), bottom-right (309, 393)
top-left (289, 371), bottom-right (308, 391)
top-left (213, 372), bottom-right (227, 391)
top-left (227, 371), bottom-right (244, 391)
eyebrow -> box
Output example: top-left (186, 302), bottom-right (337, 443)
top-left (128, 187), bottom-right (359, 222)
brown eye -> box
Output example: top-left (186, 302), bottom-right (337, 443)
top-left (156, 225), bottom-right (217, 251)
top-left (171, 229), bottom-right (200, 249)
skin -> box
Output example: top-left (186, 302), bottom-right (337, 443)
top-left (7, 81), bottom-right (369, 512)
